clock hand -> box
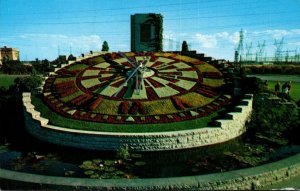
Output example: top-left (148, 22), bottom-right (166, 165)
top-left (113, 62), bottom-right (142, 97)
top-left (118, 51), bottom-right (138, 68)
top-left (113, 59), bottom-right (147, 97)
top-left (137, 57), bottom-right (147, 95)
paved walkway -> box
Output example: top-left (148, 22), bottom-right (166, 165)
top-left (247, 74), bottom-right (300, 82)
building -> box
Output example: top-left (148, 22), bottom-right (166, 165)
top-left (0, 46), bottom-right (20, 62)
top-left (131, 13), bottom-right (163, 52)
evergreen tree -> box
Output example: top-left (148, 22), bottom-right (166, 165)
top-left (181, 40), bottom-right (189, 53)
top-left (102, 41), bottom-right (109, 51)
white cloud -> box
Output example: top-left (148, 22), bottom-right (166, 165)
top-left (216, 32), bottom-right (229, 39)
top-left (291, 29), bottom-right (300, 35)
top-left (193, 31), bottom-right (241, 49)
top-left (266, 29), bottom-right (292, 39)
top-left (251, 29), bottom-right (300, 39)
top-left (18, 33), bottom-right (102, 52)
top-left (12, 33), bottom-right (103, 60)
top-left (194, 33), bottom-right (218, 48)
top-left (228, 32), bottom-right (240, 44)
top-left (288, 41), bottom-right (300, 46)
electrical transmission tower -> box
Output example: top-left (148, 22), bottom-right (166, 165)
top-left (282, 49), bottom-right (296, 63)
top-left (245, 43), bottom-right (253, 62)
top-left (237, 29), bottom-right (244, 62)
top-left (169, 38), bottom-right (173, 51)
top-left (274, 38), bottom-right (284, 63)
top-left (234, 29), bottom-right (244, 69)
top-left (176, 41), bottom-right (180, 51)
top-left (256, 41), bottom-right (266, 63)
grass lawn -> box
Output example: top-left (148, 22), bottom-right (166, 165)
top-left (31, 96), bottom-right (221, 133)
top-left (267, 81), bottom-right (300, 100)
top-left (0, 74), bottom-right (28, 89)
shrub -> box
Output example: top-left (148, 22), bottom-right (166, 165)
top-left (242, 77), bottom-right (268, 94)
top-left (247, 94), bottom-right (299, 141)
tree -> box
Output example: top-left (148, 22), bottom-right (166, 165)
top-left (101, 41), bottom-right (109, 51)
top-left (13, 75), bottom-right (42, 92)
top-left (1, 60), bottom-right (28, 74)
top-left (68, 54), bottom-right (76, 61)
top-left (181, 40), bottom-right (189, 53)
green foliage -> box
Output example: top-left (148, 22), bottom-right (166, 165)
top-left (31, 59), bottom-right (55, 74)
top-left (78, 146), bottom-right (146, 179)
top-left (67, 54), bottom-right (76, 61)
top-left (0, 75), bottom-right (21, 89)
top-left (1, 60), bottom-right (29, 74)
top-left (79, 157), bottom-right (139, 179)
top-left (181, 40), bottom-right (189, 53)
top-left (101, 41), bottom-right (109, 51)
top-left (247, 94), bottom-right (299, 141)
top-left (148, 14), bottom-right (163, 52)
top-left (242, 77), bottom-right (268, 94)
top-left (116, 145), bottom-right (130, 160)
top-left (242, 65), bottom-right (300, 75)
top-left (14, 75), bottom-right (42, 92)
top-left (32, 95), bottom-right (218, 132)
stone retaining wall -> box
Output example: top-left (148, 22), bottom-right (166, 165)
top-left (22, 93), bottom-right (253, 151)
top-left (1, 153), bottom-right (299, 190)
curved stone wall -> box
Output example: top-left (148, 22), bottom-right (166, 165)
top-left (22, 93), bottom-right (253, 151)
top-left (1, 153), bottom-right (299, 190)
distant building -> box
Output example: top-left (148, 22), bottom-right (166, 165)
top-left (0, 46), bottom-right (20, 62)
top-left (131, 13), bottom-right (163, 52)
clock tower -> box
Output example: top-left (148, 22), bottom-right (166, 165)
top-left (131, 13), bottom-right (163, 52)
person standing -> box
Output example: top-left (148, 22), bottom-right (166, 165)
top-left (287, 81), bottom-right (292, 95)
top-left (282, 82), bottom-right (288, 94)
top-left (275, 82), bottom-right (280, 94)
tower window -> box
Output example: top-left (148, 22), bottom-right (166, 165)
top-left (140, 24), bottom-right (151, 42)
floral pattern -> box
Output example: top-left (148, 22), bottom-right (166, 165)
top-left (42, 52), bottom-right (233, 124)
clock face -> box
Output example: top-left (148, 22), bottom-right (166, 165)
top-left (77, 55), bottom-right (201, 100)
top-left (43, 52), bottom-right (232, 124)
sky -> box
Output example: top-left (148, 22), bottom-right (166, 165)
top-left (0, 0), bottom-right (299, 61)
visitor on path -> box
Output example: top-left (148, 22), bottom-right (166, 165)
top-left (275, 82), bottom-right (280, 94)
top-left (287, 81), bottom-right (292, 95)
top-left (282, 82), bottom-right (288, 94)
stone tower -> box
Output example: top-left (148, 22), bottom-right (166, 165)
top-left (131, 13), bottom-right (163, 52)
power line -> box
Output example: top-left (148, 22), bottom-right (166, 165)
top-left (3, 10), bottom-right (298, 26)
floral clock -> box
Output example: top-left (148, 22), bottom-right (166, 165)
top-left (43, 52), bottom-right (232, 124)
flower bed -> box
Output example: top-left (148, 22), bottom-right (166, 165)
top-left (171, 96), bottom-right (192, 110)
top-left (203, 72), bottom-right (223, 79)
top-left (41, 52), bottom-right (232, 125)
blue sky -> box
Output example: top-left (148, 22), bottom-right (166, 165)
top-left (0, 0), bottom-right (299, 61)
